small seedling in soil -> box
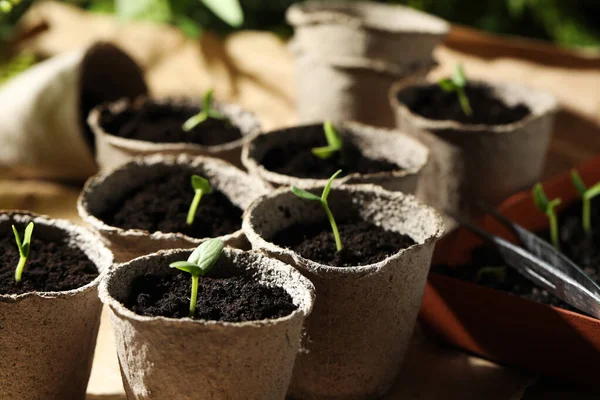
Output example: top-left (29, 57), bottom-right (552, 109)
top-left (312, 120), bottom-right (343, 159)
top-left (438, 63), bottom-right (473, 117)
top-left (182, 89), bottom-right (227, 131)
top-left (533, 183), bottom-right (562, 250)
top-left (186, 174), bottom-right (213, 225)
top-left (12, 222), bottom-right (34, 282)
top-left (169, 238), bottom-right (224, 318)
top-left (571, 169), bottom-right (600, 234)
top-left (291, 170), bottom-right (343, 251)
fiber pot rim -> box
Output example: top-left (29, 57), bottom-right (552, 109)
top-left (99, 246), bottom-right (315, 328)
top-left (389, 79), bottom-right (559, 133)
top-left (286, 1), bottom-right (449, 35)
top-left (0, 210), bottom-right (113, 302)
top-left (87, 96), bottom-right (262, 153)
top-left (241, 121), bottom-right (429, 188)
top-left (243, 183), bottom-right (444, 277)
top-left (77, 154), bottom-right (268, 246)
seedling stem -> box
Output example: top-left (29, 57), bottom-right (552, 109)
top-left (532, 183), bottom-right (561, 250)
top-left (438, 63), bottom-right (473, 117)
top-left (12, 222), bottom-right (34, 282)
top-left (571, 169), bottom-right (600, 234)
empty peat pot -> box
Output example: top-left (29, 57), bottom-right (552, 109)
top-left (99, 246), bottom-right (315, 400)
top-left (0, 211), bottom-right (113, 400)
top-left (88, 96), bottom-right (261, 171)
top-left (286, 1), bottom-right (449, 67)
top-left (390, 79), bottom-right (558, 220)
top-left (78, 154), bottom-right (270, 262)
top-left (243, 184), bottom-right (444, 399)
top-left (242, 121), bottom-right (429, 193)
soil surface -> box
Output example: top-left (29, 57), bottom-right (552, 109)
top-left (261, 125), bottom-right (400, 179)
top-left (99, 171), bottom-right (242, 238)
top-left (434, 197), bottom-right (600, 313)
top-left (272, 218), bottom-right (415, 267)
top-left (0, 232), bottom-right (98, 295)
top-left (98, 100), bottom-right (243, 146)
top-left (127, 270), bottom-right (297, 321)
top-left (403, 84), bottom-right (530, 125)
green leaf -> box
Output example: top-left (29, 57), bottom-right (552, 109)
top-left (12, 224), bottom-right (23, 257)
top-left (323, 121), bottom-right (343, 150)
top-left (187, 239), bottom-right (224, 275)
top-left (115, 0), bottom-right (172, 23)
top-left (438, 78), bottom-right (456, 92)
top-left (182, 112), bottom-right (208, 131)
top-left (170, 261), bottom-right (202, 275)
top-left (191, 175), bottom-right (212, 194)
top-left (532, 183), bottom-right (549, 212)
top-left (311, 146), bottom-right (338, 159)
top-left (202, 88), bottom-right (214, 111)
top-left (291, 186), bottom-right (321, 202)
top-left (175, 14), bottom-right (203, 38)
top-left (452, 63), bottom-right (467, 88)
top-left (547, 198), bottom-right (562, 214)
top-left (584, 182), bottom-right (600, 202)
top-left (22, 222), bottom-right (33, 257)
top-left (321, 170), bottom-right (342, 202)
top-left (571, 169), bottom-right (587, 196)
top-left (201, 0), bottom-right (244, 27)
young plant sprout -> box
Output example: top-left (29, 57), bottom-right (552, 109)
top-left (532, 183), bottom-right (562, 250)
top-left (186, 174), bottom-right (212, 225)
top-left (169, 238), bottom-right (224, 318)
top-left (182, 89), bottom-right (227, 131)
top-left (12, 222), bottom-right (34, 282)
top-left (438, 63), bottom-right (473, 117)
top-left (571, 169), bottom-right (600, 234)
top-left (291, 170), bottom-right (343, 252)
top-left (312, 120), bottom-right (343, 159)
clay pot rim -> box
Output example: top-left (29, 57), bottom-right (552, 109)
top-left (286, 1), bottom-right (449, 35)
top-left (77, 154), bottom-right (267, 246)
top-left (389, 79), bottom-right (559, 133)
top-left (0, 210), bottom-right (113, 301)
top-left (87, 96), bottom-right (262, 153)
top-left (243, 183), bottom-right (444, 277)
top-left (99, 246), bottom-right (315, 327)
top-left (241, 121), bottom-right (429, 188)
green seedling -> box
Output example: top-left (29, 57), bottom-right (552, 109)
top-left (438, 63), bottom-right (473, 117)
top-left (169, 239), bottom-right (224, 318)
top-left (182, 89), bottom-right (227, 131)
top-left (475, 266), bottom-right (507, 284)
top-left (312, 120), bottom-right (343, 159)
top-left (291, 170), bottom-right (343, 252)
top-left (186, 175), bottom-right (212, 225)
top-left (532, 183), bottom-right (562, 250)
top-left (12, 222), bottom-right (34, 282)
top-left (571, 169), bottom-right (600, 234)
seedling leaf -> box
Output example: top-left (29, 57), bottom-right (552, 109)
top-left (438, 63), bottom-right (472, 117)
top-left (201, 0), bottom-right (244, 27)
top-left (187, 174), bottom-right (212, 225)
top-left (452, 63), bottom-right (467, 87)
top-left (291, 186), bottom-right (321, 202)
top-left (12, 225), bottom-right (23, 257)
top-left (321, 169), bottom-right (342, 202)
top-left (12, 222), bottom-right (34, 282)
top-left (169, 261), bottom-right (202, 275)
top-left (571, 169), bottom-right (587, 195)
top-left (182, 89), bottom-right (227, 131)
top-left (532, 183), bottom-right (550, 212)
top-left (438, 78), bottom-right (455, 92)
top-left (191, 175), bottom-right (212, 194)
top-left (532, 183), bottom-right (561, 249)
top-left (312, 121), bottom-right (343, 159)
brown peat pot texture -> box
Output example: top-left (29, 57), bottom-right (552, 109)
top-left (89, 97), bottom-right (261, 171)
top-left (420, 155), bottom-right (600, 388)
top-left (242, 121), bottom-right (429, 193)
top-left (97, 99), bottom-right (243, 146)
top-left (0, 211), bottom-right (113, 400)
top-left (127, 271), bottom-right (297, 321)
top-left (100, 247), bottom-right (315, 400)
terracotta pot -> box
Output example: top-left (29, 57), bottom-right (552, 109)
top-left (286, 1), bottom-right (449, 67)
top-left (390, 80), bottom-right (558, 222)
top-left (242, 121), bottom-right (429, 193)
top-left (99, 246), bottom-right (315, 400)
top-left (0, 211), bottom-right (113, 400)
top-left (88, 96), bottom-right (262, 172)
top-left (420, 155), bottom-right (600, 388)
top-left (77, 154), bottom-right (270, 262)
top-left (243, 184), bottom-right (444, 400)
top-left (292, 48), bottom-right (433, 127)
top-left (0, 42), bottom-right (147, 181)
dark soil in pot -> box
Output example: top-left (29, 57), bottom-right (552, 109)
top-left (434, 197), bottom-right (600, 313)
top-left (403, 84), bottom-right (530, 125)
top-left (126, 269), bottom-right (297, 321)
top-left (261, 126), bottom-right (399, 179)
top-left (272, 217), bottom-right (415, 267)
top-left (98, 100), bottom-right (243, 146)
top-left (0, 233), bottom-right (98, 295)
top-left (98, 171), bottom-right (242, 238)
